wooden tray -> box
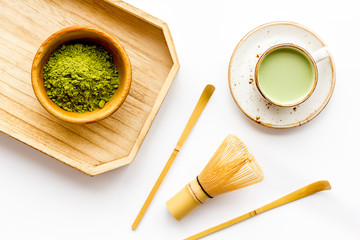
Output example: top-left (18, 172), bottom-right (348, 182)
top-left (0, 0), bottom-right (179, 176)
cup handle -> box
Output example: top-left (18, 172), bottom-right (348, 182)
top-left (312, 47), bottom-right (329, 63)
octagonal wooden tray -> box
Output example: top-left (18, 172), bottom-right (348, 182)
top-left (0, 0), bottom-right (179, 176)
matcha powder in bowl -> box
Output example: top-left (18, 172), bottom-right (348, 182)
top-left (43, 43), bottom-right (120, 113)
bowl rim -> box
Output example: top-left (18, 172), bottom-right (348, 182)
top-left (31, 25), bottom-right (132, 124)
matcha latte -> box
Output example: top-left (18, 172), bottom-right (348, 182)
top-left (256, 45), bottom-right (316, 106)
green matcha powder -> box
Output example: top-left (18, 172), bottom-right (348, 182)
top-left (43, 43), bottom-right (120, 113)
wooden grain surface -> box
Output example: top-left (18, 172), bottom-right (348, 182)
top-left (0, 0), bottom-right (179, 176)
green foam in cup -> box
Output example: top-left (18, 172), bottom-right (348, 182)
top-left (256, 45), bottom-right (316, 106)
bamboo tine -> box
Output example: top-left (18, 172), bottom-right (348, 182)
top-left (184, 180), bottom-right (331, 240)
top-left (131, 84), bottom-right (215, 230)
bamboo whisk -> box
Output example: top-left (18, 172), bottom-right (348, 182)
top-left (166, 135), bottom-right (264, 221)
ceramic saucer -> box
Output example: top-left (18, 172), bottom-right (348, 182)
top-left (229, 22), bottom-right (336, 128)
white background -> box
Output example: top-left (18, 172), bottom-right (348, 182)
top-left (1, 0), bottom-right (359, 239)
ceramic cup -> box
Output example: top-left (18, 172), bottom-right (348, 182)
top-left (255, 43), bottom-right (329, 107)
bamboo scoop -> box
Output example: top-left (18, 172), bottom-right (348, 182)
top-left (185, 180), bottom-right (331, 240)
top-left (166, 135), bottom-right (264, 221)
top-left (132, 84), bottom-right (215, 230)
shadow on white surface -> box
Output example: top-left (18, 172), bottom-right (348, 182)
top-left (0, 132), bottom-right (130, 187)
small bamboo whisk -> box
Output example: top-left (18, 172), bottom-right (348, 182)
top-left (166, 135), bottom-right (264, 221)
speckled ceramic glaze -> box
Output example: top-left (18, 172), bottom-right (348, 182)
top-left (229, 22), bottom-right (336, 128)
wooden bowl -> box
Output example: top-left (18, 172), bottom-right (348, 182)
top-left (31, 26), bottom-right (132, 124)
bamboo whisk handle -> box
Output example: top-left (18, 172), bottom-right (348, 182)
top-left (166, 179), bottom-right (210, 221)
